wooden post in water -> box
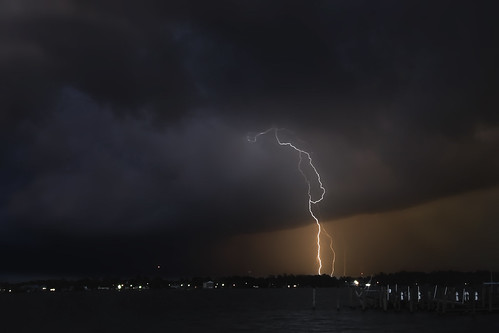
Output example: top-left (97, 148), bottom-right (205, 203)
top-left (489, 285), bottom-right (493, 313)
top-left (348, 287), bottom-right (354, 309)
top-left (312, 288), bottom-right (316, 310)
top-left (482, 286), bottom-right (486, 309)
top-left (472, 290), bottom-right (476, 315)
top-left (409, 287), bottom-right (414, 313)
top-left (383, 289), bottom-right (387, 312)
top-left (450, 288), bottom-right (455, 309)
top-left (427, 291), bottom-right (432, 311)
top-left (378, 287), bottom-right (383, 309)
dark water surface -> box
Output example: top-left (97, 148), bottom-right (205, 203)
top-left (1, 288), bottom-right (498, 332)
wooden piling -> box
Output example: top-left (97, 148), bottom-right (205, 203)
top-left (482, 286), bottom-right (486, 309)
top-left (361, 291), bottom-right (366, 311)
top-left (348, 287), bottom-right (354, 309)
top-left (489, 285), bottom-right (493, 313)
top-left (312, 288), bottom-right (316, 310)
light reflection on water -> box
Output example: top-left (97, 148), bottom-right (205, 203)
top-left (1, 288), bottom-right (498, 332)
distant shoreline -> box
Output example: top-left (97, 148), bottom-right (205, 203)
top-left (2, 270), bottom-right (498, 293)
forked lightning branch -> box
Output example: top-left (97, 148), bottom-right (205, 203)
top-left (248, 128), bottom-right (336, 276)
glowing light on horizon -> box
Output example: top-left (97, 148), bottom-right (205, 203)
top-left (248, 128), bottom-right (336, 276)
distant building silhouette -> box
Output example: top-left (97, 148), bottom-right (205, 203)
top-left (203, 281), bottom-right (214, 289)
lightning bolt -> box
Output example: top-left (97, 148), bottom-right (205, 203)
top-left (248, 128), bottom-right (336, 276)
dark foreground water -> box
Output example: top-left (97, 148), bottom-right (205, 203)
top-left (1, 288), bottom-right (498, 332)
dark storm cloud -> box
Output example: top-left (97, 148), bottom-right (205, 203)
top-left (1, 0), bottom-right (499, 276)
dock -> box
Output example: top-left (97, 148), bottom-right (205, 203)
top-left (345, 282), bottom-right (499, 314)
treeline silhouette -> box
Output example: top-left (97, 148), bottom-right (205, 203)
top-left (1, 270), bottom-right (496, 293)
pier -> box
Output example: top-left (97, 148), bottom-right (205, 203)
top-left (345, 282), bottom-right (499, 314)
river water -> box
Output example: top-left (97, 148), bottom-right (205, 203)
top-left (1, 288), bottom-right (497, 332)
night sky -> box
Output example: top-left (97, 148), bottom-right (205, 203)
top-left (2, 1), bottom-right (499, 280)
